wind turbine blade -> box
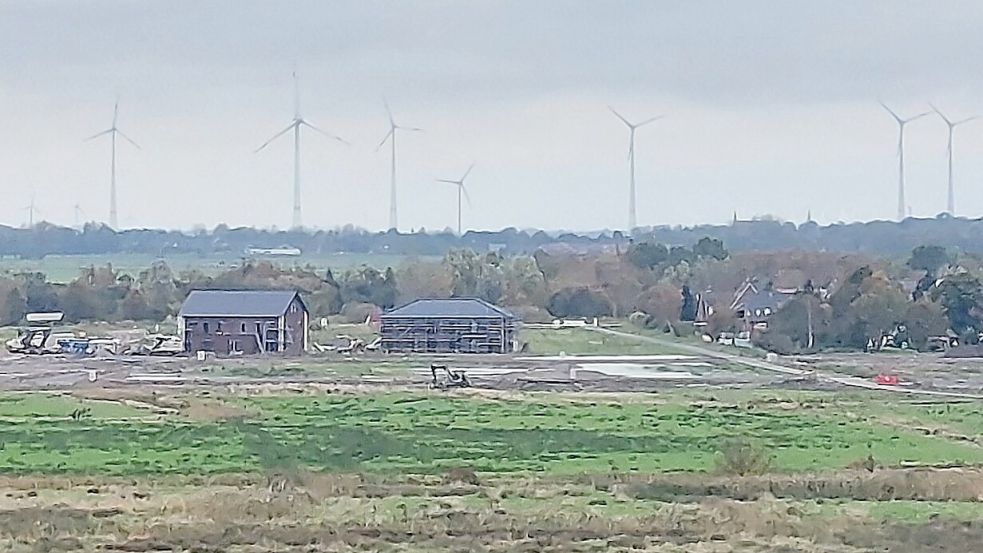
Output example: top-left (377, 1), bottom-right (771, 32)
top-left (637, 115), bottom-right (665, 127)
top-left (255, 122), bottom-right (296, 152)
top-left (461, 163), bottom-right (475, 181)
top-left (929, 103), bottom-right (953, 126)
top-left (907, 111), bottom-right (931, 122)
top-left (117, 130), bottom-right (141, 150)
top-left (113, 100), bottom-right (119, 127)
top-left (383, 98), bottom-right (394, 126)
top-left (375, 128), bottom-right (394, 151)
top-left (436, 179), bottom-right (460, 184)
top-left (403, 126), bottom-right (424, 132)
top-left (879, 101), bottom-right (903, 123)
top-left (293, 71), bottom-right (301, 118)
top-left (607, 105), bottom-right (631, 127)
top-left (84, 129), bottom-right (114, 141)
top-left (302, 120), bottom-right (350, 145)
top-left (462, 185), bottom-right (472, 207)
top-left (955, 115), bottom-right (980, 126)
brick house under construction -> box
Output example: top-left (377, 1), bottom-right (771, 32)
top-left (178, 290), bottom-right (309, 355)
top-left (380, 298), bottom-right (518, 354)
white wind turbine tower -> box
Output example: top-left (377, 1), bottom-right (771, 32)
top-left (73, 203), bottom-right (87, 228)
top-left (375, 100), bottom-right (422, 231)
top-left (436, 163), bottom-right (474, 235)
top-left (880, 102), bottom-right (929, 220)
top-left (609, 106), bottom-right (663, 232)
top-left (930, 103), bottom-right (978, 216)
top-left (23, 193), bottom-right (40, 228)
top-left (256, 72), bottom-right (348, 229)
top-left (86, 100), bottom-right (140, 229)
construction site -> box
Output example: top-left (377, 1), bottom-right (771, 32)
top-left (2, 309), bottom-right (983, 552)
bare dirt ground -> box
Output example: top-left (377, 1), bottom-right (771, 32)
top-left (4, 345), bottom-right (983, 399)
top-left (0, 350), bottom-right (794, 395)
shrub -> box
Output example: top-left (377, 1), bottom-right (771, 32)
top-left (715, 438), bottom-right (772, 476)
top-left (339, 302), bottom-right (378, 324)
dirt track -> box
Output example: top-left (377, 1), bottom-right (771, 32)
top-left (588, 327), bottom-right (983, 399)
top-left (5, 329), bottom-right (983, 398)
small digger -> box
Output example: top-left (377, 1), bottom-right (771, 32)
top-left (429, 364), bottom-right (471, 389)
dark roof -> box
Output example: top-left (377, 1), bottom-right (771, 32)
top-left (737, 290), bottom-right (789, 312)
top-left (382, 298), bottom-right (514, 319)
top-left (179, 290), bottom-right (304, 318)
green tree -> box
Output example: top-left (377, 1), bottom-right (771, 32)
top-left (340, 266), bottom-right (397, 308)
top-left (626, 242), bottom-right (668, 270)
top-left (692, 236), bottom-right (728, 260)
top-left (0, 288), bottom-right (26, 325)
top-left (547, 287), bottom-right (612, 318)
top-left (119, 289), bottom-right (153, 321)
top-left (20, 272), bottom-right (59, 313)
top-left (679, 285), bottom-right (698, 321)
top-left (668, 246), bottom-right (694, 266)
top-left (931, 272), bottom-right (983, 336)
top-left (903, 300), bottom-right (950, 350)
top-left (908, 245), bottom-right (951, 276)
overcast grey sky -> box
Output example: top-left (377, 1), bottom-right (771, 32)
top-left (2, 1), bottom-right (983, 231)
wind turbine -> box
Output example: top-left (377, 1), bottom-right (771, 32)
top-left (73, 203), bottom-right (87, 228)
top-left (86, 100), bottom-right (140, 229)
top-left (256, 72), bottom-right (348, 229)
top-left (609, 106), bottom-right (663, 232)
top-left (436, 163), bottom-right (474, 235)
top-left (23, 193), bottom-right (39, 228)
top-left (375, 100), bottom-right (422, 231)
top-left (930, 103), bottom-right (978, 216)
top-left (880, 102), bottom-right (930, 221)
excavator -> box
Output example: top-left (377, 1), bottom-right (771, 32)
top-left (429, 364), bottom-right (471, 389)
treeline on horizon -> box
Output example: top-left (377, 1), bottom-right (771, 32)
top-left (4, 214), bottom-right (983, 258)
top-left (2, 237), bottom-right (983, 356)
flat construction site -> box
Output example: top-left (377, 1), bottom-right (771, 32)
top-left (1, 326), bottom-right (983, 551)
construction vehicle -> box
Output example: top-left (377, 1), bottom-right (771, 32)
top-left (429, 363), bottom-right (471, 389)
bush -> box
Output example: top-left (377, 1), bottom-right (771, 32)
top-left (505, 305), bottom-right (552, 323)
top-left (547, 287), bottom-right (613, 319)
top-left (339, 302), bottom-right (378, 324)
top-left (715, 438), bottom-right (772, 476)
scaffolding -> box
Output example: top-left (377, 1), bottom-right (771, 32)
top-left (381, 315), bottom-right (517, 354)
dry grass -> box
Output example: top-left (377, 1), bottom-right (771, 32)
top-left (0, 470), bottom-right (975, 552)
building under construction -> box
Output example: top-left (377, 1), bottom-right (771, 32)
top-left (380, 298), bottom-right (518, 354)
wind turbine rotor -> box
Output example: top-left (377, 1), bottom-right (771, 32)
top-left (117, 130), bottom-right (141, 150)
top-left (375, 127), bottom-right (395, 151)
top-left (301, 120), bottom-right (349, 145)
top-left (608, 105), bottom-right (631, 127)
top-left (255, 121), bottom-right (298, 152)
top-left (636, 115), bottom-right (665, 127)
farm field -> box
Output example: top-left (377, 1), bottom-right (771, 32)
top-left (520, 327), bottom-right (692, 356)
top-left (0, 390), bottom-right (980, 551)
top-left (0, 390), bottom-right (980, 475)
top-left (0, 252), bottom-right (432, 282)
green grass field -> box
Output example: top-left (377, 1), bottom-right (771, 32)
top-left (0, 391), bottom-right (980, 476)
top-left (520, 328), bottom-right (690, 355)
top-left (0, 390), bottom-right (980, 552)
top-left (0, 253), bottom-right (434, 282)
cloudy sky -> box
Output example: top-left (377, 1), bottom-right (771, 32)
top-left (2, 1), bottom-right (983, 231)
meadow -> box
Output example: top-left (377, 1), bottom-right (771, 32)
top-left (0, 390), bottom-right (980, 476)
top-left (520, 327), bottom-right (690, 355)
top-left (0, 390), bottom-right (979, 551)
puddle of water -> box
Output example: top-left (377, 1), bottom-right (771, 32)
top-left (516, 354), bottom-right (699, 362)
top-left (575, 363), bottom-right (699, 379)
